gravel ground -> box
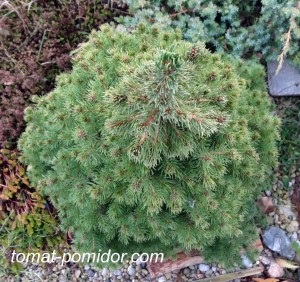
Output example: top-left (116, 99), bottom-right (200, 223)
top-left (2, 257), bottom-right (250, 281)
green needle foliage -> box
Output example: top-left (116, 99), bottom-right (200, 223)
top-left (19, 24), bottom-right (280, 267)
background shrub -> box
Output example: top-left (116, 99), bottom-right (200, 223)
top-left (119, 0), bottom-right (300, 68)
top-left (19, 24), bottom-right (279, 267)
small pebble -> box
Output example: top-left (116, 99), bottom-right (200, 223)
top-left (198, 263), bottom-right (210, 272)
top-left (127, 265), bottom-right (136, 276)
top-left (286, 220), bottom-right (299, 233)
top-left (113, 269), bottom-right (122, 276)
top-left (290, 232), bottom-right (298, 241)
top-left (261, 256), bottom-right (271, 266)
top-left (241, 255), bottom-right (253, 268)
top-left (181, 275), bottom-right (188, 281)
top-left (87, 269), bottom-right (95, 278)
top-left (268, 261), bottom-right (284, 278)
top-left (135, 257), bottom-right (146, 268)
top-left (102, 268), bottom-right (109, 277)
top-left (265, 190), bottom-right (272, 196)
top-left (157, 275), bottom-right (166, 282)
top-left (141, 269), bottom-right (148, 275)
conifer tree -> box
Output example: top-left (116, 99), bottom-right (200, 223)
top-left (19, 24), bottom-right (280, 266)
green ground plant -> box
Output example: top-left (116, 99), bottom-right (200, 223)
top-left (19, 24), bottom-right (280, 267)
top-left (0, 147), bottom-right (66, 275)
top-left (278, 99), bottom-right (300, 173)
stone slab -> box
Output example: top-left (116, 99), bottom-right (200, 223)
top-left (267, 60), bottom-right (300, 96)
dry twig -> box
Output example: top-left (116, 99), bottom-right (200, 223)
top-left (276, 26), bottom-right (292, 75)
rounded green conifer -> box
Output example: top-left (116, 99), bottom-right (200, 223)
top-left (19, 24), bottom-right (280, 267)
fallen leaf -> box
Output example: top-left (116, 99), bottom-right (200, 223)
top-left (276, 258), bottom-right (299, 269)
top-left (257, 196), bottom-right (275, 214)
top-left (7, 185), bottom-right (18, 193)
top-left (251, 238), bottom-right (264, 252)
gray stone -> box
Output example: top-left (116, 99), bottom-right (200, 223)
top-left (262, 226), bottom-right (295, 259)
top-left (157, 275), bottom-right (167, 282)
top-left (241, 255), bottom-right (253, 268)
top-left (135, 257), bottom-right (146, 268)
top-left (268, 260), bottom-right (284, 278)
top-left (87, 269), bottom-right (95, 277)
top-left (141, 269), bottom-right (148, 275)
top-left (265, 190), bottom-right (272, 197)
top-left (261, 256), bottom-right (271, 266)
top-left (58, 276), bottom-right (66, 282)
top-left (286, 220), bottom-right (299, 233)
top-left (268, 60), bottom-right (300, 96)
top-left (198, 263), bottom-right (210, 272)
top-left (101, 268), bottom-right (109, 277)
top-left (75, 269), bottom-right (81, 278)
top-left (113, 269), bottom-right (122, 276)
top-left (127, 265), bottom-right (136, 276)
top-left (290, 232), bottom-right (298, 241)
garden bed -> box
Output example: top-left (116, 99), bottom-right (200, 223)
top-left (0, 1), bottom-right (300, 282)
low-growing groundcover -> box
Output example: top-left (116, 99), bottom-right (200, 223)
top-left (0, 148), bottom-right (66, 275)
top-left (19, 24), bottom-right (280, 267)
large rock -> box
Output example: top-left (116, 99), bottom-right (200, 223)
top-left (268, 60), bottom-right (300, 96)
top-left (262, 226), bottom-right (295, 259)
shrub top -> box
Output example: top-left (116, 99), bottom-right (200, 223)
top-left (19, 24), bottom-right (280, 266)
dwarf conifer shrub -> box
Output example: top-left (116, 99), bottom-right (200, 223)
top-left (19, 24), bottom-right (280, 266)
